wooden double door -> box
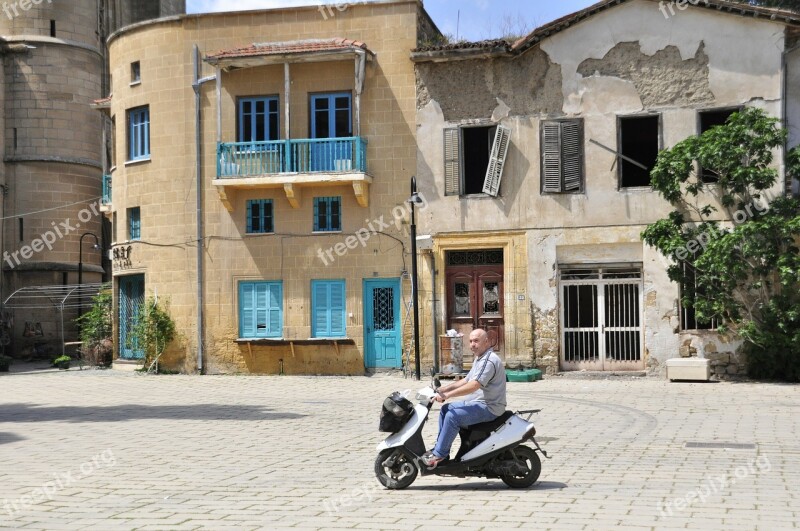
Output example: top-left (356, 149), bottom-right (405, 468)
top-left (445, 250), bottom-right (504, 355)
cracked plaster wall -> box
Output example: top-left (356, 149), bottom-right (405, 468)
top-left (416, 48), bottom-right (563, 121)
top-left (415, 0), bottom-right (789, 373)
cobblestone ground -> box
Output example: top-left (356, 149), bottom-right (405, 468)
top-left (0, 366), bottom-right (798, 530)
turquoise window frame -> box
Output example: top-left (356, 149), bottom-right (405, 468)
top-left (311, 280), bottom-right (346, 338)
top-left (238, 281), bottom-right (283, 339)
top-left (128, 207), bottom-right (141, 241)
top-left (128, 106), bottom-right (150, 161)
top-left (313, 196), bottom-right (341, 232)
top-left (246, 199), bottom-right (274, 234)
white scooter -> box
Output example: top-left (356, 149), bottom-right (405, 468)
top-left (375, 381), bottom-right (549, 489)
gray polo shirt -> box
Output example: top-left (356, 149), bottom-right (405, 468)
top-left (465, 348), bottom-right (507, 416)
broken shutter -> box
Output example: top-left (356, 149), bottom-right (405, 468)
top-left (542, 121), bottom-right (562, 193)
top-left (561, 120), bottom-right (582, 192)
top-left (541, 120), bottom-right (582, 193)
top-left (443, 128), bottom-right (460, 196)
top-left (482, 125), bottom-right (511, 197)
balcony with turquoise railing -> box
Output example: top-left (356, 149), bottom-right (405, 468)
top-left (212, 137), bottom-right (371, 211)
top-left (100, 174), bottom-right (112, 212)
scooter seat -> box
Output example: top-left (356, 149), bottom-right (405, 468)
top-left (465, 411), bottom-right (514, 435)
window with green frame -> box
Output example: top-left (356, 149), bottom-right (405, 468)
top-left (311, 280), bottom-right (346, 337)
top-left (246, 199), bottom-right (274, 234)
top-left (313, 196), bottom-right (341, 232)
top-left (239, 281), bottom-right (283, 338)
top-left (128, 207), bottom-right (141, 240)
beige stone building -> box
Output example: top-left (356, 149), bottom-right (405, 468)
top-left (105, 1), bottom-right (440, 374)
top-left (413, 0), bottom-right (800, 377)
top-left (0, 1), bottom-right (184, 359)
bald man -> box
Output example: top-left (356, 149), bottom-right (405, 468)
top-left (421, 328), bottom-right (507, 468)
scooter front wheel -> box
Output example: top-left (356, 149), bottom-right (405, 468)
top-left (375, 448), bottom-right (418, 489)
top-left (500, 445), bottom-right (541, 488)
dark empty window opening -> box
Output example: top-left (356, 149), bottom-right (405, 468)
top-left (50, 20), bottom-right (56, 37)
top-left (680, 259), bottom-right (716, 331)
top-left (619, 115), bottom-right (659, 188)
top-left (462, 125), bottom-right (496, 195)
top-left (13, 128), bottom-right (17, 150)
top-left (698, 108), bottom-right (738, 183)
top-left (131, 61), bottom-right (141, 84)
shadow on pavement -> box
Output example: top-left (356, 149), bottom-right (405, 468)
top-left (0, 432), bottom-right (25, 445)
top-left (406, 480), bottom-right (568, 491)
top-left (0, 403), bottom-right (306, 423)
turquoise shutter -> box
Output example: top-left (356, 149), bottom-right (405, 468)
top-left (246, 200), bottom-right (253, 233)
top-left (329, 281), bottom-right (346, 337)
top-left (268, 282), bottom-right (282, 336)
top-left (312, 281), bottom-right (329, 336)
top-left (240, 283), bottom-right (255, 337)
top-left (312, 280), bottom-right (346, 337)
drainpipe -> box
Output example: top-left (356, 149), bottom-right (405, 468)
top-left (429, 251), bottom-right (439, 375)
top-left (192, 45), bottom-right (216, 374)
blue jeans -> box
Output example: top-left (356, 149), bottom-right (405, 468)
top-left (432, 401), bottom-right (497, 459)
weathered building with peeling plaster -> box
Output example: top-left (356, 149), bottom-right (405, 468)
top-left (412, 0), bottom-right (800, 377)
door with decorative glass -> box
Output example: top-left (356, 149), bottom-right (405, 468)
top-left (444, 249), bottom-right (505, 355)
top-left (364, 279), bottom-right (401, 368)
top-left (118, 274), bottom-right (145, 360)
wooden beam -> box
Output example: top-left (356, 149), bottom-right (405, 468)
top-left (216, 67), bottom-right (222, 143)
top-left (284, 63), bottom-right (291, 140)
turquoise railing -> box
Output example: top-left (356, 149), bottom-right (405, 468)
top-left (217, 137), bottom-right (367, 178)
top-left (102, 175), bottom-right (112, 205)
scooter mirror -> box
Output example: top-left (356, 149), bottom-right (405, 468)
top-left (432, 377), bottom-right (441, 390)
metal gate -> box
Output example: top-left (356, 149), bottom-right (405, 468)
top-left (119, 274), bottom-right (145, 360)
top-left (559, 266), bottom-right (644, 371)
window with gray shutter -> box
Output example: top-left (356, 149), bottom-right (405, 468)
top-left (541, 119), bottom-right (584, 193)
top-left (482, 125), bottom-right (511, 197)
top-left (443, 128), bottom-right (460, 196)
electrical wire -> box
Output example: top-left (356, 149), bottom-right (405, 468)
top-left (0, 197), bottom-right (102, 220)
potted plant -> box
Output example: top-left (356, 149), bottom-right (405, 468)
top-left (0, 355), bottom-right (11, 372)
top-left (53, 355), bottom-right (71, 370)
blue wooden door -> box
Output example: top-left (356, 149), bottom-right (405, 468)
top-left (119, 274), bottom-right (145, 360)
top-left (310, 93), bottom-right (352, 172)
top-left (364, 279), bottom-right (401, 369)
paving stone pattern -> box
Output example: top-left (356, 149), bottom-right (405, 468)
top-left (0, 368), bottom-right (798, 530)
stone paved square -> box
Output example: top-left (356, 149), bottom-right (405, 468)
top-left (0, 367), bottom-right (798, 530)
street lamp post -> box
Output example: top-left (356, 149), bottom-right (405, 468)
top-left (408, 177), bottom-right (422, 381)
top-left (78, 232), bottom-right (100, 313)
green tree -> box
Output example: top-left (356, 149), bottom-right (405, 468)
top-left (641, 107), bottom-right (800, 381)
top-left (131, 296), bottom-right (176, 373)
top-left (75, 287), bottom-right (113, 366)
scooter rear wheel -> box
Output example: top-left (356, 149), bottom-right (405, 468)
top-left (500, 445), bottom-right (541, 488)
top-left (375, 448), bottom-right (418, 489)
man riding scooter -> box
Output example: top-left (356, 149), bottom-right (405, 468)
top-left (421, 328), bottom-right (506, 468)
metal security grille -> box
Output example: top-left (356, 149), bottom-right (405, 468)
top-left (119, 275), bottom-right (145, 360)
top-left (560, 267), bottom-right (644, 371)
top-left (373, 287), bottom-right (394, 331)
top-left (446, 249), bottom-right (503, 266)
